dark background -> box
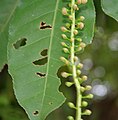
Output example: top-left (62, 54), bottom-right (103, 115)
top-left (0, 0), bottom-right (118, 120)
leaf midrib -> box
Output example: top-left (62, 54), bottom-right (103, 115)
top-left (40, 0), bottom-right (59, 116)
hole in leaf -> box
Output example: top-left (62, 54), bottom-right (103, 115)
top-left (33, 57), bottom-right (48, 66)
top-left (40, 22), bottom-right (52, 29)
top-left (13, 38), bottom-right (27, 49)
top-left (36, 72), bottom-right (46, 77)
top-left (33, 110), bottom-right (39, 116)
top-left (40, 49), bottom-right (48, 56)
top-left (49, 102), bottom-right (53, 105)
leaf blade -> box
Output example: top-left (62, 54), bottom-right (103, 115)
top-left (101, 0), bottom-right (118, 22)
top-left (0, 0), bottom-right (19, 70)
top-left (8, 0), bottom-right (65, 120)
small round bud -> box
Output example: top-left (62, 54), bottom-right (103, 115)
top-left (68, 3), bottom-right (72, 7)
top-left (77, 47), bottom-right (82, 52)
top-left (73, 4), bottom-right (79, 10)
top-left (62, 34), bottom-right (67, 39)
top-left (74, 30), bottom-right (78, 35)
top-left (79, 42), bottom-right (86, 48)
top-left (67, 116), bottom-right (74, 120)
top-left (61, 42), bottom-right (68, 47)
top-left (65, 82), bottom-right (74, 87)
top-left (77, 22), bottom-right (84, 29)
top-left (77, 63), bottom-right (83, 69)
top-left (62, 7), bottom-right (68, 15)
top-left (61, 26), bottom-right (68, 32)
top-left (82, 75), bottom-right (87, 81)
top-left (77, 70), bottom-right (81, 75)
top-left (60, 57), bottom-right (69, 65)
top-left (85, 85), bottom-right (92, 90)
top-left (83, 94), bottom-right (94, 99)
top-left (74, 56), bottom-right (78, 62)
top-left (80, 86), bottom-right (85, 92)
top-left (82, 101), bottom-right (88, 107)
top-left (63, 48), bottom-right (69, 53)
top-left (68, 102), bottom-right (76, 109)
top-left (77, 0), bottom-right (81, 4)
top-left (61, 72), bottom-right (70, 78)
top-left (83, 109), bottom-right (92, 115)
top-left (87, 94), bottom-right (94, 99)
top-left (69, 15), bottom-right (73, 20)
top-left (70, 38), bottom-right (74, 42)
top-left (77, 38), bottom-right (82, 42)
top-left (80, 16), bottom-right (85, 21)
top-left (81, 0), bottom-right (88, 4)
top-left (66, 23), bottom-right (71, 28)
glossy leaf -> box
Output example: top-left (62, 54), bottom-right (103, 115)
top-left (0, 0), bottom-right (18, 70)
top-left (101, 0), bottom-right (118, 22)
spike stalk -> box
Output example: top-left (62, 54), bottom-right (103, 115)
top-left (70, 0), bottom-right (82, 120)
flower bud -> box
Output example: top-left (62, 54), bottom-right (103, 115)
top-left (87, 94), bottom-right (94, 99)
top-left (77, 47), bottom-right (82, 52)
top-left (62, 34), bottom-right (67, 39)
top-left (77, 70), bottom-right (81, 75)
top-left (77, 0), bottom-right (81, 4)
top-left (62, 7), bottom-right (68, 15)
top-left (68, 3), bottom-right (72, 7)
top-left (77, 22), bottom-right (84, 29)
top-left (67, 116), bottom-right (74, 120)
top-left (77, 63), bottom-right (83, 69)
top-left (82, 75), bottom-right (87, 81)
top-left (61, 42), bottom-right (68, 47)
top-left (69, 15), bottom-right (73, 20)
top-left (81, 0), bottom-right (88, 4)
top-left (68, 102), bottom-right (76, 109)
top-left (73, 4), bottom-right (79, 10)
top-left (83, 94), bottom-right (94, 99)
top-left (70, 38), bottom-right (74, 42)
top-left (65, 82), bottom-right (74, 87)
top-left (61, 72), bottom-right (70, 78)
top-left (61, 26), bottom-right (68, 32)
top-left (77, 38), bottom-right (82, 42)
top-left (63, 48), bottom-right (69, 53)
top-left (66, 23), bottom-right (70, 28)
top-left (60, 57), bottom-right (69, 65)
top-left (82, 109), bottom-right (92, 115)
top-left (74, 56), bottom-right (79, 62)
top-left (80, 86), bottom-right (85, 92)
top-left (80, 16), bottom-right (85, 21)
top-left (79, 42), bottom-right (86, 48)
top-left (74, 30), bottom-right (78, 35)
top-left (82, 101), bottom-right (88, 107)
top-left (85, 85), bottom-right (92, 90)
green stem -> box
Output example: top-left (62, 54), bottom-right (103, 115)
top-left (70, 0), bottom-right (82, 120)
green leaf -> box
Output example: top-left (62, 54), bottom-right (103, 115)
top-left (101, 0), bottom-right (118, 22)
top-left (76, 0), bottom-right (96, 44)
top-left (8, 0), bottom-right (65, 120)
top-left (0, 0), bottom-right (18, 70)
top-left (8, 0), bottom-right (95, 120)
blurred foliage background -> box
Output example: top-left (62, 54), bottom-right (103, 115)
top-left (0, 0), bottom-right (118, 120)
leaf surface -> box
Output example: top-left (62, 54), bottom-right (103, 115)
top-left (101, 0), bottom-right (118, 22)
top-left (76, 0), bottom-right (95, 44)
top-left (7, 0), bottom-right (95, 120)
top-left (8, 0), bottom-right (65, 120)
top-left (0, 0), bottom-right (18, 70)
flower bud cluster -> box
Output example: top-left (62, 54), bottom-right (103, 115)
top-left (61, 0), bottom-right (92, 119)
